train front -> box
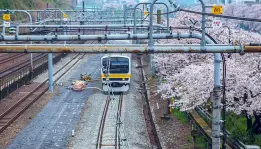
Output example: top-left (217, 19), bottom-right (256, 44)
top-left (101, 55), bottom-right (131, 93)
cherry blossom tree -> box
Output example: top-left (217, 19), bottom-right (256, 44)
top-left (154, 3), bottom-right (261, 134)
top-left (224, 4), bottom-right (261, 33)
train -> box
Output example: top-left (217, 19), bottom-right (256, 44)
top-left (101, 53), bottom-right (131, 93)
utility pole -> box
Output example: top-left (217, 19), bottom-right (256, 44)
top-left (149, 0), bottom-right (156, 76)
top-left (45, 3), bottom-right (53, 93)
top-left (48, 41), bottom-right (54, 93)
top-left (81, 1), bottom-right (85, 35)
top-left (197, 0), bottom-right (222, 148)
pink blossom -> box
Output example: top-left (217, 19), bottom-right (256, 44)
top-left (155, 4), bottom-right (261, 115)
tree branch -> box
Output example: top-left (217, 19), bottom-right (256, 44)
top-left (249, 90), bottom-right (261, 98)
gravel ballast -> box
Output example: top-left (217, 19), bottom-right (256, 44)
top-left (6, 54), bottom-right (154, 149)
top-left (0, 54), bottom-right (78, 148)
top-left (68, 55), bottom-right (152, 149)
top-left (7, 54), bottom-right (103, 149)
top-left (121, 56), bottom-right (152, 149)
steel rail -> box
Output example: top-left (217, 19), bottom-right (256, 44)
top-left (0, 54), bottom-right (25, 65)
top-left (116, 93), bottom-right (123, 149)
top-left (97, 94), bottom-right (124, 149)
top-left (0, 53), bottom-right (85, 133)
top-left (0, 54), bottom-right (8, 58)
top-left (97, 96), bottom-right (110, 149)
top-left (0, 54), bottom-right (47, 78)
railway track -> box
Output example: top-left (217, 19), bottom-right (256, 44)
top-left (97, 93), bottom-right (123, 149)
top-left (0, 40), bottom-right (75, 77)
top-left (0, 53), bottom-right (85, 133)
top-left (0, 54), bottom-right (48, 78)
top-left (0, 54), bottom-right (25, 64)
top-left (0, 53), bottom-right (9, 58)
top-left (115, 93), bottom-right (123, 149)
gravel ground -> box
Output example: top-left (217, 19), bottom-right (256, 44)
top-left (0, 83), bottom-right (40, 114)
top-left (34, 54), bottom-right (77, 83)
top-left (142, 55), bottom-right (192, 149)
top-left (6, 54), bottom-right (103, 149)
top-left (0, 53), bottom-right (9, 60)
top-left (149, 91), bottom-right (192, 149)
top-left (0, 54), bottom-right (76, 114)
top-left (68, 55), bottom-right (152, 149)
top-left (0, 86), bottom-right (59, 149)
top-left (0, 54), bottom-right (21, 61)
top-left (122, 56), bottom-right (152, 149)
top-left (0, 54), bottom-right (79, 148)
top-left (67, 93), bottom-right (107, 149)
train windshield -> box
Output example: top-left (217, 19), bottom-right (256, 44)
top-left (102, 57), bottom-right (129, 73)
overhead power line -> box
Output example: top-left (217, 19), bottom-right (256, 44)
top-left (179, 9), bottom-right (261, 22)
top-left (154, 8), bottom-right (261, 22)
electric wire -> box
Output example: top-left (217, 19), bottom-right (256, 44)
top-left (153, 8), bottom-right (261, 22)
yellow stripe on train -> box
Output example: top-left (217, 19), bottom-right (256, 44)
top-left (101, 74), bottom-right (131, 78)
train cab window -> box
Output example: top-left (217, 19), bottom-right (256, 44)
top-left (102, 57), bottom-right (129, 73)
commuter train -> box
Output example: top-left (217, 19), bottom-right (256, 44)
top-left (101, 53), bottom-right (131, 93)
